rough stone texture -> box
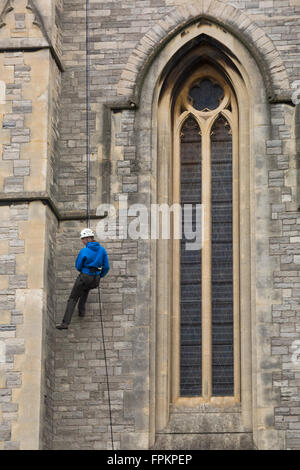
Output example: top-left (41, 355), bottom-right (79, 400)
top-left (118, 0), bottom-right (292, 103)
top-left (42, 208), bottom-right (58, 450)
top-left (2, 51), bottom-right (31, 194)
top-left (153, 432), bottom-right (254, 450)
top-left (48, 54), bottom-right (62, 205)
top-left (52, 221), bottom-right (137, 450)
top-left (0, 0), bottom-right (62, 450)
top-left (0, 203), bottom-right (28, 451)
top-left (267, 103), bottom-right (300, 450)
top-left (52, 0), bottom-right (300, 450)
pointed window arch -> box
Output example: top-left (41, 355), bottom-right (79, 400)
top-left (138, 17), bottom-right (276, 442)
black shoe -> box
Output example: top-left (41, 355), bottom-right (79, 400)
top-left (78, 310), bottom-right (85, 317)
top-left (56, 323), bottom-right (68, 330)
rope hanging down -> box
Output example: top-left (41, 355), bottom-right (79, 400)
top-left (86, 0), bottom-right (114, 450)
top-left (86, 0), bottom-right (91, 227)
top-left (97, 282), bottom-right (114, 450)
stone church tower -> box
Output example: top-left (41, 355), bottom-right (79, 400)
top-left (0, 0), bottom-right (300, 450)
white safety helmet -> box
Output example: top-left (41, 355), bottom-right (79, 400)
top-left (80, 228), bottom-right (95, 239)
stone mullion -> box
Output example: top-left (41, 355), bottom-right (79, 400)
top-left (200, 117), bottom-right (213, 400)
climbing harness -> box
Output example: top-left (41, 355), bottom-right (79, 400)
top-left (85, 0), bottom-right (114, 450)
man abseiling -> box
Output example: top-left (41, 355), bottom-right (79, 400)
top-left (56, 228), bottom-right (110, 330)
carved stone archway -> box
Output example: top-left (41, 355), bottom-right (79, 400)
top-left (117, 0), bottom-right (290, 105)
top-left (124, 13), bottom-right (287, 449)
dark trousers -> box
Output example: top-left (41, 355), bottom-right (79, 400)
top-left (62, 273), bottom-right (100, 325)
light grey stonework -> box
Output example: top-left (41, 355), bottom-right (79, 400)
top-left (0, 203), bottom-right (28, 450)
top-left (51, 0), bottom-right (300, 450)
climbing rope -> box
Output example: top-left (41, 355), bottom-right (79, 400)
top-left (86, 0), bottom-right (91, 227)
top-left (86, 0), bottom-right (114, 450)
top-left (97, 282), bottom-right (114, 451)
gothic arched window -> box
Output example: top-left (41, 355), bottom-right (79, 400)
top-left (173, 68), bottom-right (240, 401)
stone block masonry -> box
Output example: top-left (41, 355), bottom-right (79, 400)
top-left (0, 201), bottom-right (57, 450)
top-left (51, 0), bottom-right (300, 450)
top-left (58, 0), bottom-right (300, 212)
top-left (0, 51), bottom-right (31, 193)
top-left (268, 104), bottom-right (300, 450)
top-left (42, 207), bottom-right (58, 450)
top-left (0, 0), bottom-right (63, 450)
top-left (0, 203), bottom-right (28, 450)
top-left (53, 222), bottom-right (137, 450)
top-left (0, 48), bottom-right (58, 196)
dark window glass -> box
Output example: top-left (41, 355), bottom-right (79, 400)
top-left (189, 79), bottom-right (224, 111)
top-left (211, 116), bottom-right (234, 396)
top-left (180, 116), bottom-right (202, 397)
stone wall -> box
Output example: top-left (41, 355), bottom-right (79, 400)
top-left (42, 207), bottom-right (58, 450)
top-left (0, 0), bottom-right (62, 450)
top-left (0, 200), bottom-right (53, 449)
top-left (52, 221), bottom-right (137, 450)
top-left (52, 0), bottom-right (300, 450)
top-left (269, 104), bottom-right (300, 450)
top-left (48, 55), bottom-right (62, 205)
top-left (0, 203), bottom-right (28, 450)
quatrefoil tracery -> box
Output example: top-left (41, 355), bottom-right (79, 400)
top-left (188, 79), bottom-right (224, 112)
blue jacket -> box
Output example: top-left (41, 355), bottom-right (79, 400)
top-left (75, 242), bottom-right (110, 277)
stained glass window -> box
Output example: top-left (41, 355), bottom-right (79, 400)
top-left (179, 113), bottom-right (234, 397)
top-left (180, 116), bottom-right (202, 396)
top-left (211, 116), bottom-right (234, 396)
